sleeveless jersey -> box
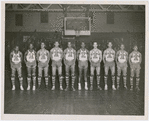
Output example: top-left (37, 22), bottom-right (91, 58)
top-left (39, 50), bottom-right (48, 63)
top-left (65, 48), bottom-right (75, 61)
top-left (51, 47), bottom-right (62, 61)
top-left (117, 50), bottom-right (127, 63)
top-left (90, 49), bottom-right (101, 63)
top-left (104, 49), bottom-right (115, 62)
top-left (12, 51), bottom-right (21, 64)
top-left (79, 49), bottom-right (88, 61)
top-left (130, 51), bottom-right (141, 64)
top-left (26, 50), bottom-right (36, 63)
top-left (37, 49), bottom-right (49, 67)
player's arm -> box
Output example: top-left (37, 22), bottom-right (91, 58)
top-left (113, 51), bottom-right (116, 61)
top-left (49, 49), bottom-right (53, 60)
top-left (36, 51), bottom-right (40, 62)
top-left (103, 51), bottom-right (106, 64)
top-left (77, 50), bottom-right (80, 60)
top-left (63, 49), bottom-right (66, 61)
top-left (73, 50), bottom-right (77, 61)
top-left (115, 51), bottom-right (119, 64)
top-left (60, 50), bottom-right (64, 60)
top-left (100, 50), bottom-right (102, 62)
top-left (47, 50), bottom-right (50, 62)
top-left (139, 53), bottom-right (142, 64)
top-left (24, 51), bottom-right (27, 64)
top-left (126, 52), bottom-right (128, 62)
top-left (19, 52), bottom-right (23, 63)
top-left (129, 53), bottom-right (132, 65)
top-left (9, 52), bottom-right (13, 63)
top-left (89, 51), bottom-right (92, 63)
top-left (87, 50), bottom-right (90, 60)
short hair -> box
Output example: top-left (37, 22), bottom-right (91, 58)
top-left (81, 41), bottom-right (85, 44)
top-left (68, 42), bottom-right (71, 44)
top-left (93, 42), bottom-right (97, 44)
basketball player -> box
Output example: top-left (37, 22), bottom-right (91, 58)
top-left (24, 43), bottom-right (37, 90)
top-left (129, 45), bottom-right (142, 91)
top-left (37, 42), bottom-right (50, 89)
top-left (10, 46), bottom-right (24, 90)
top-left (103, 42), bottom-right (116, 90)
top-left (89, 42), bottom-right (102, 90)
top-left (64, 42), bottom-right (76, 91)
top-left (77, 42), bottom-right (89, 90)
top-left (116, 44), bottom-right (128, 90)
top-left (50, 41), bottom-right (63, 90)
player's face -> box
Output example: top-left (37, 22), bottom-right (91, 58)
top-left (68, 42), bottom-right (71, 48)
top-left (93, 42), bottom-right (98, 48)
top-left (15, 46), bottom-right (19, 51)
top-left (133, 46), bottom-right (138, 51)
top-left (120, 44), bottom-right (124, 50)
top-left (81, 43), bottom-right (85, 48)
top-left (108, 42), bottom-right (112, 48)
top-left (41, 43), bottom-right (45, 49)
top-left (29, 44), bottom-right (33, 49)
top-left (55, 42), bottom-right (59, 47)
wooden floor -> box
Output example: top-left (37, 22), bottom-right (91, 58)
top-left (4, 88), bottom-right (144, 115)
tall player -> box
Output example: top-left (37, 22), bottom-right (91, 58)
top-left (10, 46), bottom-right (24, 90)
top-left (24, 43), bottom-right (37, 90)
top-left (77, 42), bottom-right (89, 90)
top-left (64, 42), bottom-right (76, 91)
top-left (50, 41), bottom-right (63, 90)
top-left (116, 44), bottom-right (128, 90)
top-left (37, 42), bottom-right (50, 89)
top-left (89, 42), bottom-right (102, 90)
top-left (129, 45), bottom-right (142, 91)
top-left (103, 42), bottom-right (116, 90)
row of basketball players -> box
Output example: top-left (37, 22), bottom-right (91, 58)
top-left (10, 41), bottom-right (142, 91)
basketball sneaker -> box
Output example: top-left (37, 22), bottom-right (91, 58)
top-left (12, 85), bottom-right (15, 90)
top-left (51, 86), bottom-right (55, 91)
top-left (20, 86), bottom-right (24, 90)
top-left (112, 85), bottom-right (116, 90)
top-left (27, 86), bottom-right (30, 90)
top-left (78, 83), bottom-right (81, 90)
top-left (32, 86), bottom-right (36, 90)
top-left (104, 84), bottom-right (108, 90)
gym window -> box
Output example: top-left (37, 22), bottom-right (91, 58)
top-left (15, 14), bottom-right (23, 26)
top-left (40, 12), bottom-right (48, 23)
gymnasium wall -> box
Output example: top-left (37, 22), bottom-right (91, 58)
top-left (5, 11), bottom-right (145, 32)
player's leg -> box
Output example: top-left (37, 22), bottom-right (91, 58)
top-left (11, 68), bottom-right (16, 90)
top-left (111, 65), bottom-right (116, 90)
top-left (17, 67), bottom-right (24, 90)
top-left (104, 66), bottom-right (109, 90)
top-left (135, 66), bottom-right (141, 91)
top-left (65, 65), bottom-right (69, 91)
top-left (32, 67), bottom-right (36, 90)
top-left (78, 67), bottom-right (82, 90)
top-left (96, 66), bottom-right (102, 90)
top-left (71, 64), bottom-right (76, 91)
top-left (51, 66), bottom-right (56, 90)
top-left (58, 66), bottom-right (63, 90)
top-left (27, 67), bottom-right (31, 90)
top-left (90, 65), bottom-right (94, 91)
top-left (38, 67), bottom-right (42, 89)
top-left (130, 67), bottom-right (135, 90)
top-left (84, 67), bottom-right (88, 90)
top-left (117, 66), bottom-right (121, 90)
top-left (44, 66), bottom-right (49, 89)
top-left (122, 67), bottom-right (127, 89)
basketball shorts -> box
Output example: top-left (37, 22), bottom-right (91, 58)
top-left (38, 65), bottom-right (48, 77)
top-left (78, 61), bottom-right (88, 69)
top-left (117, 63), bottom-right (127, 76)
top-left (65, 64), bottom-right (75, 76)
top-left (104, 61), bottom-right (115, 75)
top-left (130, 64), bottom-right (141, 77)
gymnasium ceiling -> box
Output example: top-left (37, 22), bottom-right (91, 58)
top-left (6, 4), bottom-right (145, 12)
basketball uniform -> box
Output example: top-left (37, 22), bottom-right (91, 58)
top-left (116, 50), bottom-right (128, 89)
top-left (89, 48), bottom-right (102, 90)
top-left (50, 47), bottom-right (63, 90)
top-left (129, 51), bottom-right (142, 90)
top-left (24, 49), bottom-right (37, 90)
top-left (10, 51), bottom-right (24, 90)
top-left (37, 49), bottom-right (50, 89)
top-left (64, 48), bottom-right (76, 91)
top-left (103, 48), bottom-right (116, 90)
top-left (77, 48), bottom-right (89, 90)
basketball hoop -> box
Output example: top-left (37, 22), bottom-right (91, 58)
top-left (75, 30), bottom-right (80, 37)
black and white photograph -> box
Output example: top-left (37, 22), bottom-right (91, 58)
top-left (1, 1), bottom-right (148, 120)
